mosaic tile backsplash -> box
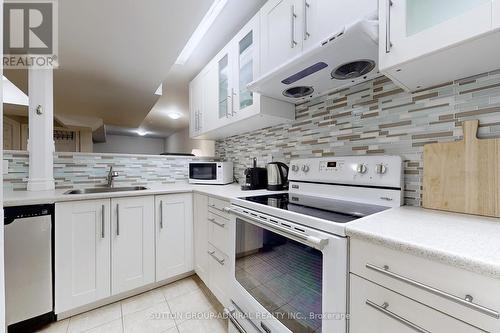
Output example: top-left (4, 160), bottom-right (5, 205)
top-left (4, 151), bottom-right (211, 191)
top-left (216, 71), bottom-right (500, 206)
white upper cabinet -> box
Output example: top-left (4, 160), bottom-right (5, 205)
top-left (111, 196), bottom-right (155, 295)
top-left (260, 0), bottom-right (302, 74)
top-left (189, 75), bottom-right (203, 138)
top-left (193, 193), bottom-right (209, 284)
top-left (231, 14), bottom-right (261, 120)
top-left (381, 0), bottom-right (492, 70)
top-left (55, 200), bottom-right (111, 314)
top-left (215, 46), bottom-right (234, 127)
top-left (303, 0), bottom-right (378, 51)
top-left (260, 0), bottom-right (378, 72)
top-left (155, 194), bottom-right (193, 282)
top-left (380, 0), bottom-right (500, 91)
top-left (189, 11), bottom-right (294, 140)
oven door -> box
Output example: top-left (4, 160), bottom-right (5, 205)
top-left (189, 163), bottom-right (218, 183)
top-left (228, 206), bottom-right (348, 333)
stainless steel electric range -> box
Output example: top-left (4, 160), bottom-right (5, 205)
top-left (225, 156), bottom-right (403, 333)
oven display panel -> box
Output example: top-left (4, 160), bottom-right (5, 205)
top-left (320, 160), bottom-right (344, 172)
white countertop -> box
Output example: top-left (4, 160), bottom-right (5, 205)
top-left (346, 206), bottom-right (500, 279)
top-left (3, 183), bottom-right (276, 207)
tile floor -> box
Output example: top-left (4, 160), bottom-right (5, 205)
top-left (36, 275), bottom-right (228, 333)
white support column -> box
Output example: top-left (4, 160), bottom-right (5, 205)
top-left (27, 68), bottom-right (55, 191)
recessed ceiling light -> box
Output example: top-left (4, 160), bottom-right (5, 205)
top-left (167, 112), bottom-right (182, 120)
top-left (175, 0), bottom-right (228, 65)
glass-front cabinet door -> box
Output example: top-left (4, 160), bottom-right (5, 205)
top-left (380, 0), bottom-right (494, 70)
top-left (218, 52), bottom-right (231, 120)
top-left (231, 14), bottom-right (261, 120)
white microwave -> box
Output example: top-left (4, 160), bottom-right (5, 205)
top-left (188, 161), bottom-right (234, 185)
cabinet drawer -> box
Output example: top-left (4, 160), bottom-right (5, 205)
top-left (350, 239), bottom-right (500, 332)
top-left (208, 197), bottom-right (231, 218)
top-left (208, 244), bottom-right (230, 307)
top-left (350, 274), bottom-right (483, 333)
top-left (208, 212), bottom-right (230, 255)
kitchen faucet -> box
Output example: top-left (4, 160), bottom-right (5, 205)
top-left (106, 166), bottom-right (119, 187)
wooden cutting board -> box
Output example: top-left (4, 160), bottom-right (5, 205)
top-left (423, 120), bottom-right (500, 218)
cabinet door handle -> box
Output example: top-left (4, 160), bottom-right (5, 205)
top-left (231, 88), bottom-right (236, 115)
top-left (290, 5), bottom-right (297, 48)
top-left (303, 0), bottom-right (310, 41)
top-left (101, 205), bottom-right (105, 239)
top-left (208, 217), bottom-right (225, 228)
top-left (116, 204), bottom-right (120, 236)
top-left (197, 111), bottom-right (201, 131)
top-left (385, 0), bottom-right (393, 53)
top-left (159, 200), bottom-right (164, 229)
top-left (366, 263), bottom-right (500, 318)
top-left (366, 300), bottom-right (430, 333)
top-left (208, 250), bottom-right (225, 266)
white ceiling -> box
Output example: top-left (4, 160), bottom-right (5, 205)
top-left (53, 0), bottom-right (216, 128)
top-left (4, 0), bottom-right (266, 138)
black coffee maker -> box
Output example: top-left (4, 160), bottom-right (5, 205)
top-left (241, 158), bottom-right (267, 191)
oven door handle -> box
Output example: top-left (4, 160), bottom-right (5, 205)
top-left (224, 309), bottom-right (248, 333)
top-left (227, 207), bottom-right (329, 250)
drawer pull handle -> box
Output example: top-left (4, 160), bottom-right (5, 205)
top-left (208, 250), bottom-right (225, 266)
top-left (366, 263), bottom-right (500, 319)
top-left (366, 300), bottom-right (430, 333)
top-left (224, 309), bottom-right (248, 333)
top-left (208, 217), bottom-right (226, 227)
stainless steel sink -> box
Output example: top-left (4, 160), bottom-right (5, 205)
top-left (64, 186), bottom-right (148, 195)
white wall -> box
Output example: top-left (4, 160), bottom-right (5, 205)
top-left (93, 134), bottom-right (165, 155)
top-left (164, 128), bottom-right (215, 156)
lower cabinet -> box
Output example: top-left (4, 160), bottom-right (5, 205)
top-left (155, 193), bottom-right (193, 282)
top-left (55, 193), bottom-right (193, 315)
top-left (193, 193), bottom-right (209, 283)
top-left (110, 196), bottom-right (155, 295)
top-left (193, 193), bottom-right (233, 307)
top-left (207, 244), bottom-right (231, 306)
top-left (350, 274), bottom-right (483, 333)
top-left (55, 199), bottom-right (111, 314)
top-left (349, 239), bottom-right (500, 332)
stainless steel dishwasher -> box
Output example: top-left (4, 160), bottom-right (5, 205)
top-left (4, 204), bottom-right (55, 332)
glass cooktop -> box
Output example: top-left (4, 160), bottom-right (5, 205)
top-left (240, 193), bottom-right (389, 223)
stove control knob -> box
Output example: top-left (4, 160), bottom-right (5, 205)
top-left (291, 164), bottom-right (300, 172)
top-left (302, 165), bottom-right (310, 173)
top-left (356, 164), bottom-right (367, 174)
top-left (376, 164), bottom-right (387, 174)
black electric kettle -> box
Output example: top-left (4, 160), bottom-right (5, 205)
top-left (266, 162), bottom-right (289, 191)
